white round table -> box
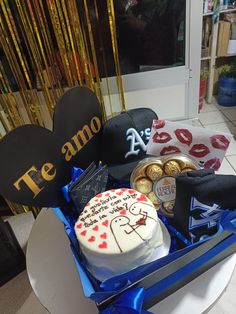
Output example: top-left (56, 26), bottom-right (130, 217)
top-left (26, 208), bottom-right (236, 314)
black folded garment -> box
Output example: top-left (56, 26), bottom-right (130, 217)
top-left (174, 169), bottom-right (236, 242)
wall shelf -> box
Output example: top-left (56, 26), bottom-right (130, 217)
top-left (202, 6), bottom-right (236, 103)
top-left (203, 8), bottom-right (236, 17)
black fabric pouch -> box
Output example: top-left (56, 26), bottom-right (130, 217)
top-left (174, 169), bottom-right (236, 242)
top-left (0, 218), bottom-right (25, 286)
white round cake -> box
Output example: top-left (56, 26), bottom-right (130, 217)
top-left (74, 188), bottom-right (166, 281)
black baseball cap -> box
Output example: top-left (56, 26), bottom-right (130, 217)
top-left (101, 108), bottom-right (158, 181)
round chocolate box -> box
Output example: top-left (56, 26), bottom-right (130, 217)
top-left (130, 154), bottom-right (199, 217)
top-left (74, 188), bottom-right (170, 281)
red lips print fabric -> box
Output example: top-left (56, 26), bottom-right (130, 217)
top-left (147, 120), bottom-right (233, 171)
top-left (174, 129), bottom-right (192, 146)
top-left (189, 144), bottom-right (210, 158)
top-left (152, 132), bottom-right (172, 144)
top-left (210, 135), bottom-right (230, 151)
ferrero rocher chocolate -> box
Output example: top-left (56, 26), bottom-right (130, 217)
top-left (181, 167), bottom-right (195, 173)
top-left (130, 154), bottom-right (199, 216)
top-left (163, 201), bottom-right (175, 212)
top-left (134, 177), bottom-right (153, 194)
top-left (164, 161), bottom-right (181, 176)
top-left (148, 191), bottom-right (161, 207)
top-left (146, 164), bottom-right (163, 181)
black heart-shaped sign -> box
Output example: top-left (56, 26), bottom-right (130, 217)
top-left (0, 125), bottom-right (70, 206)
top-left (0, 87), bottom-right (103, 207)
top-left (53, 86), bottom-right (102, 169)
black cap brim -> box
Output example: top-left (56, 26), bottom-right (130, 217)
top-left (107, 160), bottom-right (140, 182)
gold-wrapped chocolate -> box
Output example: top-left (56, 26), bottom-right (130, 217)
top-left (135, 165), bottom-right (148, 178)
top-left (177, 159), bottom-right (196, 170)
top-left (134, 177), bottom-right (153, 194)
top-left (181, 167), bottom-right (195, 173)
top-left (148, 191), bottom-right (161, 206)
top-left (164, 160), bottom-right (181, 176)
top-left (146, 164), bottom-right (163, 181)
top-left (161, 201), bottom-right (175, 217)
top-left (163, 201), bottom-right (175, 212)
top-left (130, 155), bottom-right (199, 216)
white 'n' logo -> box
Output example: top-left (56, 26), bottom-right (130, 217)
top-left (125, 128), bottom-right (150, 158)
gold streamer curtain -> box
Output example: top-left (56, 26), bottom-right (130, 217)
top-left (0, 0), bottom-right (126, 132)
top-left (0, 0), bottom-right (126, 215)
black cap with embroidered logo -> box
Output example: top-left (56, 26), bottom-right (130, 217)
top-left (101, 108), bottom-right (158, 181)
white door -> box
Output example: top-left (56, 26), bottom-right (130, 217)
top-left (101, 0), bottom-right (203, 121)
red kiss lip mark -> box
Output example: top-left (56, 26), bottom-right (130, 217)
top-left (88, 236), bottom-right (95, 242)
top-left (160, 146), bottom-right (181, 156)
top-left (152, 132), bottom-right (172, 144)
top-left (93, 225), bottom-right (99, 231)
top-left (174, 129), bottom-right (193, 146)
top-left (105, 193), bottom-right (110, 196)
top-left (76, 223), bottom-right (82, 229)
top-left (189, 144), bottom-right (210, 158)
top-left (98, 241), bottom-right (107, 249)
top-left (96, 193), bottom-right (102, 198)
top-left (137, 195), bottom-right (147, 202)
top-left (153, 120), bottom-right (165, 129)
top-left (81, 230), bottom-right (87, 236)
top-left (210, 135), bottom-right (230, 151)
top-left (116, 191), bottom-right (123, 196)
top-left (100, 233), bottom-right (107, 239)
top-left (204, 158), bottom-right (221, 170)
top-left (121, 188), bottom-right (127, 191)
top-left (102, 220), bottom-right (109, 227)
top-left (120, 209), bottom-right (126, 215)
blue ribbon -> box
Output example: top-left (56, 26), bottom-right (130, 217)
top-left (99, 287), bottom-right (153, 314)
top-left (61, 167), bottom-right (84, 202)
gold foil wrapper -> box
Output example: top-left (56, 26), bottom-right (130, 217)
top-left (146, 164), bottom-right (163, 181)
top-left (164, 160), bottom-right (181, 176)
top-left (134, 177), bottom-right (153, 194)
top-left (181, 167), bottom-right (196, 173)
top-left (148, 192), bottom-right (162, 209)
top-left (130, 154), bottom-right (199, 216)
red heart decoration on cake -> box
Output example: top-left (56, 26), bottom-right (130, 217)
top-left (116, 191), bottom-right (123, 196)
top-left (121, 188), bottom-right (127, 191)
top-left (105, 193), bottom-right (110, 196)
top-left (86, 202), bottom-right (90, 207)
top-left (93, 225), bottom-right (99, 231)
top-left (111, 189), bottom-right (115, 192)
top-left (96, 194), bottom-right (102, 198)
top-left (81, 230), bottom-right (87, 236)
top-left (102, 220), bottom-right (109, 227)
top-left (137, 195), bottom-right (148, 202)
top-left (120, 209), bottom-right (126, 215)
top-left (88, 236), bottom-right (95, 242)
top-left (76, 223), bottom-right (82, 229)
top-left (100, 232), bottom-right (107, 239)
top-left (98, 241), bottom-right (107, 249)
top-left (128, 190), bottom-right (135, 194)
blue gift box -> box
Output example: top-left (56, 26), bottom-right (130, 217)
top-left (52, 207), bottom-right (236, 313)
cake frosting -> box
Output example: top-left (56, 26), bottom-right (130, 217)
top-left (74, 188), bottom-right (164, 281)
